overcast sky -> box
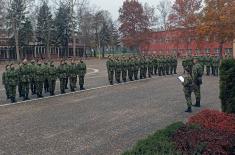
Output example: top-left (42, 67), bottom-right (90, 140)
top-left (90, 0), bottom-right (162, 20)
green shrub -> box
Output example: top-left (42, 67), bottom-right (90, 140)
top-left (122, 122), bottom-right (184, 155)
top-left (219, 59), bottom-right (235, 113)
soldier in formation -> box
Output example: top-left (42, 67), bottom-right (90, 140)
top-left (106, 55), bottom-right (178, 85)
top-left (2, 58), bottom-right (87, 103)
top-left (182, 57), bottom-right (204, 113)
top-left (183, 54), bottom-right (220, 76)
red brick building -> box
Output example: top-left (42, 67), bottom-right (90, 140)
top-left (140, 29), bottom-right (233, 57)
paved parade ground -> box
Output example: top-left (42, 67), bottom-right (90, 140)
top-left (0, 59), bottom-right (220, 155)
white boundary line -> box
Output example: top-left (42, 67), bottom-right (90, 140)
top-left (0, 75), bottom-right (173, 107)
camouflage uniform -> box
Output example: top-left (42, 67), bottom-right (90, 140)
top-left (173, 56), bottom-right (178, 74)
top-left (18, 61), bottom-right (30, 100)
top-left (35, 62), bottom-right (45, 98)
top-left (121, 58), bottom-right (128, 82)
top-left (69, 61), bottom-right (78, 92)
top-left (212, 56), bottom-right (220, 76)
top-left (29, 60), bottom-right (37, 95)
top-left (43, 62), bottom-right (50, 93)
top-left (165, 57), bottom-right (170, 75)
top-left (17, 63), bottom-right (23, 97)
top-left (2, 65), bottom-right (10, 99)
top-left (158, 58), bottom-right (163, 76)
top-left (133, 58), bottom-right (139, 80)
top-left (205, 55), bottom-right (212, 76)
top-left (147, 58), bottom-right (154, 78)
top-left (114, 59), bottom-right (122, 83)
top-left (182, 57), bottom-right (187, 74)
top-left (58, 61), bottom-right (67, 94)
top-left (192, 61), bottom-right (204, 107)
top-left (140, 58), bottom-right (145, 79)
top-left (48, 62), bottom-right (57, 96)
top-left (6, 64), bottom-right (18, 103)
top-left (106, 58), bottom-right (115, 85)
top-left (153, 57), bottom-right (158, 75)
top-left (183, 74), bottom-right (193, 112)
top-left (64, 61), bottom-right (69, 89)
top-left (78, 60), bottom-right (87, 90)
top-left (128, 58), bottom-right (134, 81)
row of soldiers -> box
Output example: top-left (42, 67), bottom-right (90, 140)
top-left (2, 59), bottom-right (87, 103)
top-left (182, 55), bottom-right (220, 76)
top-left (106, 55), bottom-right (178, 85)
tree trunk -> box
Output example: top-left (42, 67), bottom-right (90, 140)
top-left (219, 42), bottom-right (224, 60)
top-left (102, 46), bottom-right (105, 58)
top-left (47, 44), bottom-right (50, 59)
top-left (15, 29), bottom-right (20, 61)
top-left (72, 30), bottom-right (76, 57)
top-left (233, 39), bottom-right (235, 59)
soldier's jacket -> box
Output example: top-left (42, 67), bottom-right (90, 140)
top-left (158, 58), bottom-right (163, 68)
top-left (212, 57), bottom-right (220, 67)
top-left (35, 64), bottom-right (45, 82)
top-left (48, 66), bottom-right (57, 80)
top-left (147, 59), bottom-right (154, 68)
top-left (18, 64), bottom-right (31, 83)
top-left (153, 58), bottom-right (158, 67)
top-left (121, 60), bottom-right (128, 71)
top-left (68, 63), bottom-right (77, 78)
top-left (106, 60), bottom-right (115, 72)
top-left (43, 64), bottom-right (50, 79)
top-left (133, 59), bottom-right (139, 71)
top-left (205, 56), bottom-right (212, 67)
top-left (28, 63), bottom-right (37, 80)
top-left (192, 63), bottom-right (203, 85)
top-left (2, 71), bottom-right (6, 85)
top-left (114, 61), bottom-right (122, 72)
top-left (6, 68), bottom-right (18, 86)
top-left (128, 60), bottom-right (135, 71)
top-left (183, 76), bottom-right (193, 92)
top-left (64, 63), bottom-right (70, 77)
top-left (162, 58), bottom-right (167, 67)
top-left (173, 57), bottom-right (177, 66)
top-left (182, 59), bottom-right (187, 69)
top-left (78, 62), bottom-right (87, 76)
top-left (58, 64), bottom-right (67, 79)
top-left (140, 59), bottom-right (146, 69)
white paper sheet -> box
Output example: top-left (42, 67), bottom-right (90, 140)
top-left (178, 76), bottom-right (184, 83)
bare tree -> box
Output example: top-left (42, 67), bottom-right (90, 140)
top-left (156, 0), bottom-right (172, 31)
top-left (0, 0), bottom-right (7, 29)
top-left (143, 3), bottom-right (157, 28)
top-left (6, 0), bottom-right (34, 61)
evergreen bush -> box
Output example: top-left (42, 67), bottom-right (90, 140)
top-left (219, 59), bottom-right (235, 113)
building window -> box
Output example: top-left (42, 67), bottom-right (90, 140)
top-left (225, 48), bottom-right (232, 56)
top-left (205, 48), bottom-right (210, 54)
top-left (187, 49), bottom-right (192, 55)
top-left (195, 49), bottom-right (200, 55)
top-left (214, 48), bottom-right (220, 55)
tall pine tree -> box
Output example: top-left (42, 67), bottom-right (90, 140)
top-left (36, 1), bottom-right (53, 58)
top-left (7, 0), bottom-right (28, 61)
top-left (54, 2), bottom-right (71, 57)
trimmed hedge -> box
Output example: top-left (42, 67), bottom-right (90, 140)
top-left (219, 59), bottom-right (235, 113)
top-left (172, 125), bottom-right (235, 155)
top-left (122, 122), bottom-right (184, 155)
top-left (188, 109), bottom-right (235, 133)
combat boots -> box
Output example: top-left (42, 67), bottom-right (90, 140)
top-left (193, 99), bottom-right (201, 107)
top-left (11, 97), bottom-right (16, 103)
top-left (23, 94), bottom-right (30, 101)
top-left (80, 85), bottom-right (85, 90)
top-left (185, 107), bottom-right (192, 113)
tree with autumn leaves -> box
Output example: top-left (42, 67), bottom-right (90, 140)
top-left (118, 0), bottom-right (155, 52)
top-left (197, 0), bottom-right (235, 59)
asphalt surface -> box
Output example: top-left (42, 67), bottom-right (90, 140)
top-left (0, 59), bottom-right (220, 155)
